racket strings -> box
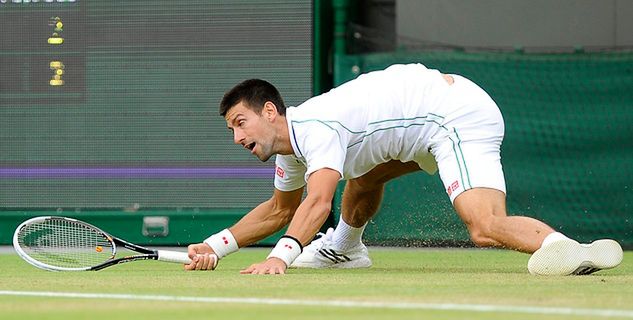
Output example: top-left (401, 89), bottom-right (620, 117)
top-left (17, 218), bottom-right (114, 269)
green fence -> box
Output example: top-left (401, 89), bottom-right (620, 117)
top-left (333, 50), bottom-right (633, 247)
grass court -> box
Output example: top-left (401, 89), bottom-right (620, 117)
top-left (1, 248), bottom-right (631, 320)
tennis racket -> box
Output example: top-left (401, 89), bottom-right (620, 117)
top-left (13, 216), bottom-right (194, 271)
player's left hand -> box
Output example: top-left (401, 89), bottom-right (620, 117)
top-left (240, 257), bottom-right (287, 275)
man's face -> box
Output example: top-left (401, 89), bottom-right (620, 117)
top-left (225, 101), bottom-right (276, 162)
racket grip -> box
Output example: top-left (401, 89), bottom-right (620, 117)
top-left (157, 250), bottom-right (192, 264)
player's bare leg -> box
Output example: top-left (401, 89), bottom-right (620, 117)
top-left (291, 160), bottom-right (421, 268)
top-left (341, 160), bottom-right (422, 227)
top-left (452, 188), bottom-right (552, 253)
top-left (453, 188), bottom-right (623, 275)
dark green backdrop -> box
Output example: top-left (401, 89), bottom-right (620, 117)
top-left (334, 50), bottom-right (633, 247)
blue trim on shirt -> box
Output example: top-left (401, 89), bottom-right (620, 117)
top-left (290, 124), bottom-right (304, 157)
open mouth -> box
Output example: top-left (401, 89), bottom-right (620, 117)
top-left (245, 142), bottom-right (256, 151)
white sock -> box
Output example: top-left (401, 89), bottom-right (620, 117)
top-left (540, 232), bottom-right (571, 248)
top-left (331, 218), bottom-right (366, 251)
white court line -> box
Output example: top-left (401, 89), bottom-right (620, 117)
top-left (1, 290), bottom-right (632, 318)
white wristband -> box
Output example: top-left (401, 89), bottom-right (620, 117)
top-left (204, 229), bottom-right (239, 259)
top-left (267, 236), bottom-right (303, 267)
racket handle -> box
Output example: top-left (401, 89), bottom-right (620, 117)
top-left (157, 250), bottom-right (192, 264)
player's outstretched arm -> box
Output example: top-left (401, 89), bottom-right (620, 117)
top-left (231, 187), bottom-right (304, 245)
top-left (184, 187), bottom-right (304, 271)
top-left (240, 168), bottom-right (340, 275)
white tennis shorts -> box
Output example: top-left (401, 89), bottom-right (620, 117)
top-left (427, 74), bottom-right (506, 203)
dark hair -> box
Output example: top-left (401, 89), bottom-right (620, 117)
top-left (219, 79), bottom-right (286, 117)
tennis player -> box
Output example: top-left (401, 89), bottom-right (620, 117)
top-left (185, 64), bottom-right (623, 275)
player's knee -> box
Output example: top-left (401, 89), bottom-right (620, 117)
top-left (468, 230), bottom-right (496, 247)
top-left (464, 217), bottom-right (497, 247)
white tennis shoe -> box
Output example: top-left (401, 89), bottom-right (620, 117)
top-left (291, 228), bottom-right (372, 269)
top-left (527, 238), bottom-right (623, 276)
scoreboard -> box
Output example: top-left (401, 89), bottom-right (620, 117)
top-left (0, 0), bottom-right (314, 210)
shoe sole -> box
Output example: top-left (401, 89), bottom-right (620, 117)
top-left (292, 247), bottom-right (372, 269)
top-left (292, 257), bottom-right (372, 269)
top-left (527, 239), bottom-right (623, 276)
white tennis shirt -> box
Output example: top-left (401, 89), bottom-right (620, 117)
top-left (274, 63), bottom-right (455, 191)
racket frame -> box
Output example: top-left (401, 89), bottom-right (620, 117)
top-left (13, 216), bottom-right (190, 271)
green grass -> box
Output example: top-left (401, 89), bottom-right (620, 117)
top-left (0, 248), bottom-right (631, 320)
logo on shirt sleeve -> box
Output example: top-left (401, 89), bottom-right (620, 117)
top-left (276, 166), bottom-right (285, 178)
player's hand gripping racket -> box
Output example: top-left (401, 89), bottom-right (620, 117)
top-left (13, 216), bottom-right (198, 271)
